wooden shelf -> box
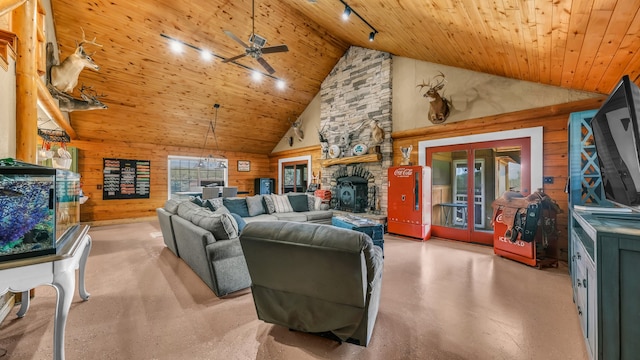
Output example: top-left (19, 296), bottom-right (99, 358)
top-left (320, 153), bottom-right (381, 167)
top-left (36, 78), bottom-right (77, 139)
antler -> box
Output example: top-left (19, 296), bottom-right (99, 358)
top-left (78, 27), bottom-right (103, 48)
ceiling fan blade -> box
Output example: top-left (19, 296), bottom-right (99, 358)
top-left (261, 44), bottom-right (289, 54)
top-left (223, 53), bottom-right (248, 63)
top-left (256, 57), bottom-right (275, 75)
top-left (223, 30), bottom-right (249, 48)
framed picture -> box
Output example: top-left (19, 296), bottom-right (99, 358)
top-left (238, 160), bottom-right (251, 172)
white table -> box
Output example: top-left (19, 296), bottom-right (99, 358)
top-left (0, 225), bottom-right (92, 360)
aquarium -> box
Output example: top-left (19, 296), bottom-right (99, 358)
top-left (0, 160), bottom-right (80, 262)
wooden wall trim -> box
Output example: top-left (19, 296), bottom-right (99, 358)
top-left (0, 0), bottom-right (25, 16)
top-left (391, 97), bottom-right (606, 140)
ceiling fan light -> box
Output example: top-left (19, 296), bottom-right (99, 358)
top-left (276, 79), bottom-right (286, 90)
top-left (342, 6), bottom-right (351, 20)
top-left (252, 70), bottom-right (263, 81)
top-left (169, 39), bottom-right (183, 53)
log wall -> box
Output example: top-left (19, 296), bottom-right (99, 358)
top-left (71, 139), bottom-right (270, 223)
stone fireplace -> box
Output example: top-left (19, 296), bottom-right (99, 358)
top-left (319, 46), bottom-right (393, 215)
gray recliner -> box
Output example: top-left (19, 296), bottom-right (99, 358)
top-left (239, 221), bottom-right (384, 346)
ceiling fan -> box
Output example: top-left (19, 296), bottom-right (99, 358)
top-left (222, 0), bottom-right (289, 75)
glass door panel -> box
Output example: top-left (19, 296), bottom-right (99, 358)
top-left (282, 161), bottom-right (308, 193)
top-left (430, 149), bottom-right (470, 241)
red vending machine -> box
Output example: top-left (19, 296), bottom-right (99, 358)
top-left (387, 166), bottom-right (431, 240)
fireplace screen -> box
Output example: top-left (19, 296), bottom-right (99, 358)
top-left (336, 176), bottom-right (368, 213)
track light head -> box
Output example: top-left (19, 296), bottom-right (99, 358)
top-left (342, 6), bottom-right (351, 20)
top-left (369, 31), bottom-right (376, 42)
top-left (213, 103), bottom-right (220, 109)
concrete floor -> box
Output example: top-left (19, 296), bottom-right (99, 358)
top-left (0, 221), bottom-right (588, 359)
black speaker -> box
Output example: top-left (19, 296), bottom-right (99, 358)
top-left (254, 178), bottom-right (275, 195)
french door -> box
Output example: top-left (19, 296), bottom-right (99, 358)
top-left (281, 160), bottom-right (308, 193)
top-left (426, 138), bottom-right (530, 245)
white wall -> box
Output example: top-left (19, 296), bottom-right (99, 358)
top-left (392, 56), bottom-right (601, 132)
top-left (271, 92), bottom-right (321, 152)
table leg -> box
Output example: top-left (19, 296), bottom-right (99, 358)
top-left (78, 235), bottom-right (92, 301)
top-left (16, 290), bottom-right (29, 318)
top-left (52, 268), bottom-right (75, 360)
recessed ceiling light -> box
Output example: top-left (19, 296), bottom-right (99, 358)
top-left (276, 79), bottom-right (286, 90)
top-left (169, 39), bottom-right (183, 53)
top-left (252, 70), bottom-right (262, 81)
top-left (201, 50), bottom-right (213, 61)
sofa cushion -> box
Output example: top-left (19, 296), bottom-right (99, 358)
top-left (246, 195), bottom-right (266, 217)
top-left (262, 195), bottom-right (276, 214)
top-left (272, 212), bottom-right (307, 222)
top-left (304, 210), bottom-right (334, 222)
top-left (243, 214), bottom-right (279, 223)
top-left (177, 201), bottom-right (203, 222)
top-left (287, 193), bottom-right (309, 212)
top-left (272, 194), bottom-right (294, 213)
top-left (164, 198), bottom-right (182, 214)
top-left (223, 197), bottom-right (250, 218)
top-left (190, 208), bottom-right (239, 240)
top-left (230, 213), bottom-right (247, 232)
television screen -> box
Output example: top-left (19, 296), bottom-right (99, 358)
top-left (591, 75), bottom-right (640, 208)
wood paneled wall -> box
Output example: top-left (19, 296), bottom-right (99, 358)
top-left (391, 96), bottom-right (606, 256)
top-left (70, 139), bottom-right (271, 223)
top-left (268, 145), bottom-right (322, 193)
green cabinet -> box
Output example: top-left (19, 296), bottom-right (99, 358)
top-left (570, 211), bottom-right (640, 359)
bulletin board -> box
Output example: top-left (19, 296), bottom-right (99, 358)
top-left (103, 158), bottom-right (150, 200)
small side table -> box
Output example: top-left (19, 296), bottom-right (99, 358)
top-left (332, 216), bottom-right (384, 253)
top-left (0, 225), bottom-right (92, 360)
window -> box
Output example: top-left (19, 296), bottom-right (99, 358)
top-left (167, 156), bottom-right (227, 199)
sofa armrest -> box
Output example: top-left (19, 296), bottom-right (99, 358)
top-left (206, 238), bottom-right (244, 262)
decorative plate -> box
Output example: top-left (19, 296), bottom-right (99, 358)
top-left (352, 143), bottom-right (368, 156)
top-left (329, 145), bottom-right (341, 158)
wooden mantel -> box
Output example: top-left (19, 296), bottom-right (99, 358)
top-left (320, 153), bottom-right (382, 167)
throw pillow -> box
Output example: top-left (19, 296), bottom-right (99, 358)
top-left (314, 196), bottom-right (322, 210)
top-left (245, 195), bottom-right (266, 217)
top-left (164, 198), bottom-right (181, 214)
top-left (230, 213), bottom-right (247, 233)
top-left (204, 197), bottom-right (223, 211)
top-left (262, 195), bottom-right (276, 214)
top-left (272, 194), bottom-right (294, 213)
top-left (190, 196), bottom-right (204, 207)
top-left (306, 194), bottom-right (315, 211)
top-left (191, 209), bottom-right (239, 240)
top-left (287, 193), bottom-right (309, 212)
top-left (214, 205), bottom-right (230, 215)
top-left (223, 197), bottom-right (250, 218)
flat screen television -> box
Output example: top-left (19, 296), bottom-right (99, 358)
top-left (591, 75), bottom-right (640, 209)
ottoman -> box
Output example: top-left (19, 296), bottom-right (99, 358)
top-left (332, 216), bottom-right (384, 253)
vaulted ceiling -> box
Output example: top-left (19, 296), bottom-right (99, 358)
top-left (50, 0), bottom-right (640, 154)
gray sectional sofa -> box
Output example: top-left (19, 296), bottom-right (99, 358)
top-left (155, 192), bottom-right (333, 297)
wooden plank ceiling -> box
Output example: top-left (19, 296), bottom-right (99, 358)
top-left (50, 0), bottom-right (640, 154)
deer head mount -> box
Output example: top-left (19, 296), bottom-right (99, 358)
top-left (417, 71), bottom-right (451, 124)
top-left (51, 84), bottom-right (108, 112)
top-left (50, 28), bottom-right (102, 94)
top-left (290, 116), bottom-right (304, 142)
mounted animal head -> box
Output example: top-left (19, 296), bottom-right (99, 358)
top-left (417, 71), bottom-right (451, 124)
top-left (290, 116), bottom-right (304, 142)
top-left (50, 28), bottom-right (103, 94)
top-left (56, 85), bottom-right (108, 112)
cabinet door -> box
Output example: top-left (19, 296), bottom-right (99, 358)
top-left (585, 259), bottom-right (596, 360)
top-left (618, 238), bottom-right (640, 359)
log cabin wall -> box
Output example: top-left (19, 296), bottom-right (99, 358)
top-left (391, 96), bottom-right (606, 258)
top-left (70, 139), bottom-right (270, 223)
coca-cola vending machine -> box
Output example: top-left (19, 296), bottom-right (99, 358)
top-left (387, 166), bottom-right (431, 240)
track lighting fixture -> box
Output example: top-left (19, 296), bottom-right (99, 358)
top-left (342, 6), bottom-right (351, 20)
top-left (339, 1), bottom-right (379, 42)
